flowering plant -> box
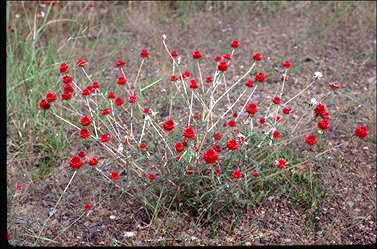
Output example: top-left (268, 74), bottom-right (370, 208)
top-left (38, 36), bottom-right (368, 223)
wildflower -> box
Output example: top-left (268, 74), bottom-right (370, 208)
top-left (183, 127), bottom-right (196, 139)
top-left (92, 81), bottom-right (100, 89)
top-left (128, 95), bottom-right (137, 103)
top-left (148, 173), bottom-right (157, 181)
top-left (252, 52), bottom-right (263, 61)
top-left (227, 120), bottom-right (237, 127)
top-left (45, 93), bottom-right (57, 104)
top-left (69, 155), bottom-right (83, 169)
top-left (214, 54), bottom-right (222, 62)
top-left (329, 81), bottom-right (341, 89)
top-left (282, 107), bottom-right (292, 114)
top-left (355, 125), bottom-right (368, 138)
top-left (80, 128), bottom-right (91, 138)
top-left (140, 48), bottom-right (149, 58)
top-left (206, 76), bottom-right (214, 84)
top-left (213, 131), bottom-right (222, 141)
top-left (276, 159), bottom-right (287, 169)
top-left (100, 134), bottom-right (111, 142)
top-left (231, 40), bottom-right (240, 49)
top-left (190, 79), bottom-right (199, 89)
top-left (318, 119), bottom-right (330, 130)
top-left (274, 115), bottom-right (282, 122)
top-left (186, 165), bottom-right (193, 174)
top-left (80, 116), bottom-right (92, 126)
top-left (163, 119), bottom-right (176, 131)
top-left (227, 139), bottom-right (239, 150)
top-left (231, 169), bottom-right (244, 179)
top-left (305, 134), bottom-right (317, 145)
top-left (115, 97), bottom-right (124, 106)
top-left (16, 183), bottom-right (23, 191)
top-left (313, 71), bottom-right (323, 79)
top-left (281, 60), bottom-right (293, 68)
top-left (246, 103), bottom-right (258, 115)
top-left (213, 144), bottom-right (222, 153)
top-left (111, 171), bottom-right (120, 180)
top-left (84, 203), bottom-right (93, 211)
top-left (115, 59), bottom-right (126, 68)
top-left (203, 148), bottom-right (219, 164)
top-left (63, 83), bottom-right (74, 92)
top-left (82, 87), bottom-right (91, 96)
top-left (192, 50), bottom-right (202, 59)
top-left (139, 143), bottom-right (147, 150)
top-left (245, 80), bottom-right (254, 87)
top-left (175, 143), bottom-right (185, 153)
top-left (273, 130), bottom-right (281, 140)
top-left (258, 116), bottom-right (266, 125)
top-left (78, 150), bottom-right (86, 158)
top-left (314, 103), bottom-right (327, 116)
top-left (255, 72), bottom-right (266, 82)
top-left (117, 76), bottom-right (127, 85)
top-left (232, 112), bottom-right (238, 118)
top-left (252, 170), bottom-right (259, 177)
top-left (60, 63), bottom-right (69, 74)
top-left (182, 71), bottom-right (191, 79)
top-left (182, 140), bottom-right (188, 147)
top-left (100, 108), bottom-right (111, 115)
top-left (281, 73), bottom-right (289, 81)
top-left (76, 58), bottom-right (87, 67)
top-left (223, 53), bottom-right (232, 60)
top-left (88, 156), bottom-right (98, 166)
top-left (39, 99), bottom-right (50, 110)
top-left (170, 74), bottom-right (179, 81)
top-left (61, 91), bottom-right (72, 100)
top-left (170, 50), bottom-right (178, 58)
top-left (272, 96), bottom-right (281, 105)
top-left (218, 61), bottom-right (228, 72)
top-left (62, 75), bottom-right (73, 84)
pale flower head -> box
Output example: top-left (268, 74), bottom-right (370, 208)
top-left (162, 34), bottom-right (167, 40)
top-left (310, 98), bottom-right (318, 106)
top-left (313, 71), bottom-right (323, 79)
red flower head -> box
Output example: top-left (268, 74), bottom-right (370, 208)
top-left (128, 95), bottom-right (137, 103)
top-left (78, 150), bottom-right (86, 158)
top-left (273, 130), bottom-right (281, 140)
top-left (80, 116), bottom-right (92, 126)
top-left (218, 61), bottom-right (228, 72)
top-left (252, 52), bottom-right (263, 61)
top-left (318, 119), bottom-right (330, 130)
top-left (88, 156), bottom-right (98, 166)
top-left (170, 50), bottom-right (178, 58)
top-left (213, 131), bottom-right (222, 141)
top-left (329, 81), bottom-right (341, 89)
top-left (231, 40), bottom-right (240, 49)
top-left (84, 203), bottom-right (93, 211)
top-left (276, 159), bottom-right (287, 169)
top-left (69, 155), bottom-right (83, 169)
top-left (272, 96), bottom-right (281, 105)
top-left (115, 97), bottom-right (124, 106)
top-left (281, 60), bottom-right (293, 68)
top-left (246, 103), bottom-right (258, 115)
top-left (186, 164), bottom-right (193, 174)
top-left (140, 48), bottom-right (149, 58)
top-left (203, 148), bottom-right (219, 164)
top-left (192, 50), bottom-right (202, 59)
top-left (214, 54), bottom-right (223, 62)
top-left (245, 80), bottom-right (254, 87)
top-left (62, 75), bottom-right (73, 84)
top-left (63, 83), bottom-right (74, 93)
top-left (355, 125), bottom-right (368, 138)
top-left (115, 59), bottom-right (126, 68)
top-left (281, 74), bottom-right (289, 81)
top-left (258, 116), bottom-right (266, 125)
top-left (190, 79), bottom-right (199, 89)
top-left (163, 119), bottom-right (175, 131)
top-left (107, 91), bottom-right (116, 99)
top-left (139, 143), bottom-right (147, 150)
top-left (182, 140), bottom-right (188, 147)
top-left (255, 72), bottom-right (266, 82)
top-left (182, 71), bottom-right (191, 79)
top-left (170, 74), bottom-right (179, 81)
top-left (175, 143), bottom-right (185, 153)
top-left (147, 173), bottom-right (157, 181)
top-left (76, 58), bottom-right (87, 67)
top-left (282, 107), bottom-right (292, 114)
top-left (227, 120), bottom-right (237, 127)
top-left (232, 112), bottom-right (238, 118)
top-left (80, 128), bottom-right (91, 138)
top-left (39, 99), bottom-right (51, 110)
top-left (252, 169), bottom-right (259, 177)
top-left (117, 76), bottom-right (127, 85)
top-left (60, 63), bottom-right (69, 74)
top-left (111, 170), bottom-right (120, 180)
top-left (314, 103), bottom-right (327, 116)
top-left (100, 133), bottom-right (110, 142)
top-left (227, 139), bottom-right (239, 150)
top-left (61, 91), bottom-right (72, 100)
top-left (206, 76), bottom-right (214, 84)
top-left (144, 108), bottom-right (151, 114)
top-left (100, 108), bottom-right (111, 115)
top-left (82, 87), bottom-right (91, 96)
top-left (183, 127), bottom-right (196, 139)
top-left (212, 144), bottom-right (222, 153)
top-left (231, 169), bottom-right (244, 179)
top-left (16, 183), bottom-right (23, 191)
top-left (305, 134), bottom-right (317, 145)
top-left (223, 53), bottom-right (232, 60)
top-left (274, 115), bottom-right (282, 122)
top-left (92, 81), bottom-right (100, 89)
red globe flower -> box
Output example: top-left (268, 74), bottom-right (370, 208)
top-left (144, 108), bottom-right (151, 114)
top-left (227, 139), bottom-right (239, 150)
top-left (214, 54), bottom-right (222, 62)
top-left (218, 61), bottom-right (228, 72)
top-left (318, 119), bottom-right (330, 130)
top-left (213, 131), bottom-right (222, 141)
top-left (281, 60), bottom-right (293, 68)
top-left (175, 143), bottom-right (185, 153)
top-left (182, 71), bottom-right (191, 79)
top-left (163, 119), bottom-right (175, 131)
top-left (117, 76), bottom-right (127, 85)
top-left (61, 92), bottom-right (72, 100)
top-left (100, 108), bottom-right (111, 115)
top-left (62, 75), bottom-right (73, 84)
top-left (355, 125), bottom-right (368, 138)
top-left (88, 156), bottom-right (98, 166)
top-left (182, 140), bottom-right (188, 147)
top-left (69, 155), bottom-right (83, 169)
top-left (255, 72), bottom-right (266, 82)
top-left (60, 63), bottom-right (69, 74)
top-left (272, 96), bottom-right (281, 105)
top-left (190, 79), bottom-right (199, 89)
top-left (183, 127), bottom-right (196, 139)
top-left (170, 50), bottom-right (178, 58)
top-left (115, 59), bottom-right (126, 68)
top-left (329, 81), bottom-right (341, 89)
top-left (273, 130), bottom-right (281, 140)
top-left (63, 83), bottom-right (74, 93)
top-left (305, 134), bottom-right (317, 145)
top-left (227, 120), bottom-right (237, 127)
top-left (276, 159), bottom-right (287, 169)
top-left (252, 169), bottom-right (259, 177)
top-left (39, 99), bottom-right (51, 110)
top-left (92, 81), bottom-right (100, 89)
top-left (16, 183), bottom-right (23, 191)
top-left (206, 76), bottom-right (214, 84)
top-left (78, 150), bottom-right (86, 158)
top-left (80, 116), bottom-right (92, 126)
top-left (213, 144), bottom-right (222, 153)
top-left (82, 87), bottom-right (91, 96)
top-left (203, 148), bottom-right (219, 164)
top-left (231, 169), bottom-right (244, 179)
top-left (139, 143), bottom-right (147, 150)
top-left (231, 40), bottom-right (240, 49)
top-left (282, 107), bottom-right (292, 114)
top-left (100, 133), bottom-right (110, 142)
top-left (128, 95), bottom-right (137, 103)
top-left (252, 52), bottom-right (263, 61)
top-left (246, 103), bottom-right (258, 115)
top-left (192, 50), bottom-right (202, 59)
top-left (84, 203), bottom-right (93, 211)
top-left (170, 74), bottom-right (179, 81)
top-left (186, 165), bottom-right (193, 174)
top-left (215, 167), bottom-right (222, 176)
top-left (80, 128), bottom-right (91, 138)
top-left (111, 170), bottom-right (120, 180)
top-left (223, 53), bottom-right (232, 60)
top-left (76, 58), bottom-right (87, 67)
top-left (108, 91), bottom-right (116, 99)
top-left (115, 97), bottom-right (124, 106)
top-left (140, 48), bottom-right (149, 58)
top-left (148, 173), bottom-right (157, 181)
top-left (245, 80), bottom-right (254, 87)
top-left (314, 103), bottom-right (327, 116)
top-left (258, 116), bottom-right (266, 125)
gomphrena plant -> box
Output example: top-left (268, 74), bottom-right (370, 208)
top-left (37, 35), bottom-right (369, 228)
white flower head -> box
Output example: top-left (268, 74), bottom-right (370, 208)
top-left (177, 56), bottom-right (181, 65)
top-left (313, 71), bottom-right (323, 79)
top-left (162, 34), bottom-right (167, 40)
top-left (310, 98), bottom-right (318, 106)
top-left (118, 143), bottom-right (124, 153)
